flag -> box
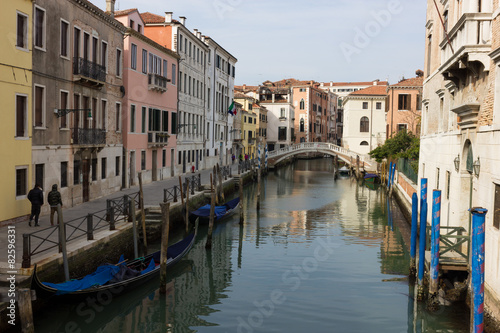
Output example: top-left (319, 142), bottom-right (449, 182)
top-left (228, 101), bottom-right (235, 115)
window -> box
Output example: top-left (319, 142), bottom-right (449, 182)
top-left (162, 110), bottom-right (169, 132)
top-left (362, 102), bottom-right (368, 109)
top-left (232, 65), bottom-right (235, 78)
top-left (360, 116), bottom-right (369, 132)
top-left (74, 160), bottom-right (81, 185)
top-left (137, 25), bottom-right (142, 34)
top-left (398, 94), bottom-right (411, 110)
top-left (34, 85), bottom-right (45, 127)
top-left (131, 44), bottom-right (137, 70)
top-left (397, 123), bottom-right (408, 132)
top-left (101, 158), bottom-right (107, 179)
top-left (172, 64), bottom-right (176, 84)
top-left (416, 94), bottom-right (422, 110)
top-left (115, 103), bottom-right (121, 131)
top-left (60, 91), bottom-right (68, 128)
top-left (376, 102), bottom-right (382, 110)
top-left (148, 108), bottom-right (161, 131)
top-left (16, 95), bottom-right (27, 138)
top-left (16, 12), bottom-right (28, 50)
top-left (300, 118), bottom-right (305, 132)
top-left (115, 156), bottom-right (120, 176)
top-left (360, 141), bottom-right (369, 146)
top-left (494, 184), bottom-right (500, 229)
top-left (91, 158), bottom-right (97, 181)
top-left (142, 49), bottom-right (147, 74)
top-left (278, 127), bottom-right (287, 141)
top-left (102, 41), bottom-right (109, 69)
top-left (60, 20), bottom-right (69, 57)
top-left (178, 151), bottom-right (182, 165)
top-left (129, 19), bottom-right (135, 30)
top-left (130, 105), bottom-right (136, 132)
top-left (61, 162), bottom-right (68, 188)
top-left (16, 167), bottom-right (28, 197)
top-left (101, 100), bottom-right (107, 130)
top-left (141, 106), bottom-right (146, 133)
top-left (163, 60), bottom-right (168, 78)
top-left (300, 99), bottom-right (305, 110)
top-left (171, 112), bottom-right (177, 134)
top-left (74, 27), bottom-right (81, 59)
top-left (83, 33), bottom-right (90, 60)
top-left (116, 49), bottom-right (122, 76)
top-left (141, 151), bottom-right (146, 170)
top-left (92, 36), bottom-right (98, 63)
top-left (162, 150), bottom-right (166, 167)
top-left (34, 6), bottom-right (46, 49)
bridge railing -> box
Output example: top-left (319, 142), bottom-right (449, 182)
top-left (268, 142), bottom-right (363, 162)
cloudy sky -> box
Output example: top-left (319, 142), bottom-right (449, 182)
top-left (95, 0), bottom-right (427, 86)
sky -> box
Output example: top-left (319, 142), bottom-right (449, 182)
top-left (95, 0), bottom-right (427, 86)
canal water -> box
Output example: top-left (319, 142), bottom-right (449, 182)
top-left (35, 159), bottom-right (469, 333)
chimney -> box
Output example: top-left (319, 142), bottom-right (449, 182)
top-left (165, 12), bottom-right (173, 23)
top-left (243, 84), bottom-right (246, 90)
top-left (179, 16), bottom-right (186, 25)
top-left (197, 31), bottom-right (202, 39)
top-left (106, 0), bottom-right (115, 17)
top-left (201, 35), bottom-right (206, 42)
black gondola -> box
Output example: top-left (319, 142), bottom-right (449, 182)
top-left (189, 197), bottom-right (240, 225)
top-left (31, 231), bottom-right (196, 300)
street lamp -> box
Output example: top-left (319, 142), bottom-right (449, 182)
top-left (473, 157), bottom-right (480, 177)
top-left (454, 155), bottom-right (460, 172)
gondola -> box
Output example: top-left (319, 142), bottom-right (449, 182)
top-left (338, 166), bottom-right (350, 176)
top-left (189, 197), bottom-right (240, 225)
top-left (364, 173), bottom-right (380, 183)
top-left (31, 231), bottom-right (196, 300)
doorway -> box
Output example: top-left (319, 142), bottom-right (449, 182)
top-left (152, 150), bottom-right (158, 181)
top-left (170, 149), bottom-right (175, 177)
top-left (130, 151), bottom-right (136, 186)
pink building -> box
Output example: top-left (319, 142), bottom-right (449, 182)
top-left (386, 73), bottom-right (423, 138)
top-left (114, 9), bottom-right (179, 186)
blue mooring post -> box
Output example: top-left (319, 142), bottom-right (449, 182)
top-left (429, 190), bottom-right (441, 297)
top-left (387, 162), bottom-right (393, 187)
top-left (410, 192), bottom-right (418, 275)
top-left (392, 163), bottom-right (396, 185)
top-left (470, 207), bottom-right (487, 333)
top-left (417, 178), bottom-right (428, 299)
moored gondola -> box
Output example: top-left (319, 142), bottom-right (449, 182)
top-left (189, 197), bottom-right (240, 225)
top-left (31, 231), bottom-right (196, 300)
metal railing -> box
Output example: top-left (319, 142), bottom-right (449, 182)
top-left (22, 193), bottom-right (139, 268)
top-left (163, 173), bottom-right (203, 203)
top-left (148, 73), bottom-right (167, 91)
top-left (397, 158), bottom-right (418, 184)
top-left (72, 128), bottom-right (106, 145)
top-left (73, 57), bottom-right (106, 82)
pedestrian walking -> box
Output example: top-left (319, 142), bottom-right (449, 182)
top-left (232, 154), bottom-right (235, 164)
top-left (27, 184), bottom-right (43, 227)
top-left (47, 184), bottom-right (63, 226)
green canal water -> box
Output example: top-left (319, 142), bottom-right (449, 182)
top-left (35, 159), bottom-right (469, 333)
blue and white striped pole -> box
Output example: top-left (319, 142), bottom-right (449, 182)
top-left (258, 144), bottom-right (261, 170)
top-left (471, 207), bottom-right (487, 333)
top-left (265, 144), bottom-right (268, 169)
top-left (388, 162), bottom-right (393, 188)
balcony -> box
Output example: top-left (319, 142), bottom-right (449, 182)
top-left (73, 57), bottom-right (106, 87)
top-left (148, 73), bottom-right (168, 92)
top-left (248, 138), bottom-right (256, 145)
top-left (439, 13), bottom-right (492, 83)
top-left (148, 131), bottom-right (170, 147)
top-left (279, 116), bottom-right (287, 121)
top-left (71, 128), bottom-right (106, 146)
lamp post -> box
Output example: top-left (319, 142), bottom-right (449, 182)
top-left (473, 157), bottom-right (480, 177)
top-left (454, 155), bottom-right (460, 172)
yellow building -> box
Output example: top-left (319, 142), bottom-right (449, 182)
top-left (0, 0), bottom-right (33, 223)
top-left (235, 94), bottom-right (258, 158)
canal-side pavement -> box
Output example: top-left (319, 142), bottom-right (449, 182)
top-left (0, 163), bottom-right (241, 284)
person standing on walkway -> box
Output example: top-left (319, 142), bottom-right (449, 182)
top-left (27, 184), bottom-right (43, 227)
top-left (47, 184), bottom-right (63, 226)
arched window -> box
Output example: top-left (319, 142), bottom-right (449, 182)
top-left (300, 118), bottom-right (305, 132)
top-left (300, 99), bottom-right (305, 110)
top-left (360, 116), bottom-right (369, 132)
top-left (300, 137), bottom-right (305, 143)
top-left (360, 141), bottom-right (369, 146)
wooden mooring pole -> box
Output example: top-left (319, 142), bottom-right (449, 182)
top-left (130, 199), bottom-right (138, 258)
top-left (159, 202), bottom-right (170, 294)
top-left (239, 177), bottom-right (244, 224)
top-left (18, 288), bottom-right (34, 333)
top-left (206, 189), bottom-right (216, 249)
top-left (138, 172), bottom-right (148, 251)
top-left (185, 179), bottom-right (190, 233)
top-left (57, 204), bottom-right (70, 281)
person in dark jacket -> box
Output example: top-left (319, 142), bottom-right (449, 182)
top-left (27, 184), bottom-right (44, 227)
top-left (47, 184), bottom-right (63, 226)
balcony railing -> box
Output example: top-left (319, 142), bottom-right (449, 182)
top-left (279, 116), bottom-right (287, 121)
top-left (71, 128), bottom-right (106, 146)
top-left (148, 73), bottom-right (168, 92)
top-left (73, 57), bottom-right (106, 84)
top-left (440, 13), bottom-right (492, 73)
top-left (148, 131), bottom-right (170, 147)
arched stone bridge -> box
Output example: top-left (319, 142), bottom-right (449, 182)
top-left (267, 142), bottom-right (376, 172)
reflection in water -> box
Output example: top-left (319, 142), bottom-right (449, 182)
top-left (34, 159), bottom-right (467, 333)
